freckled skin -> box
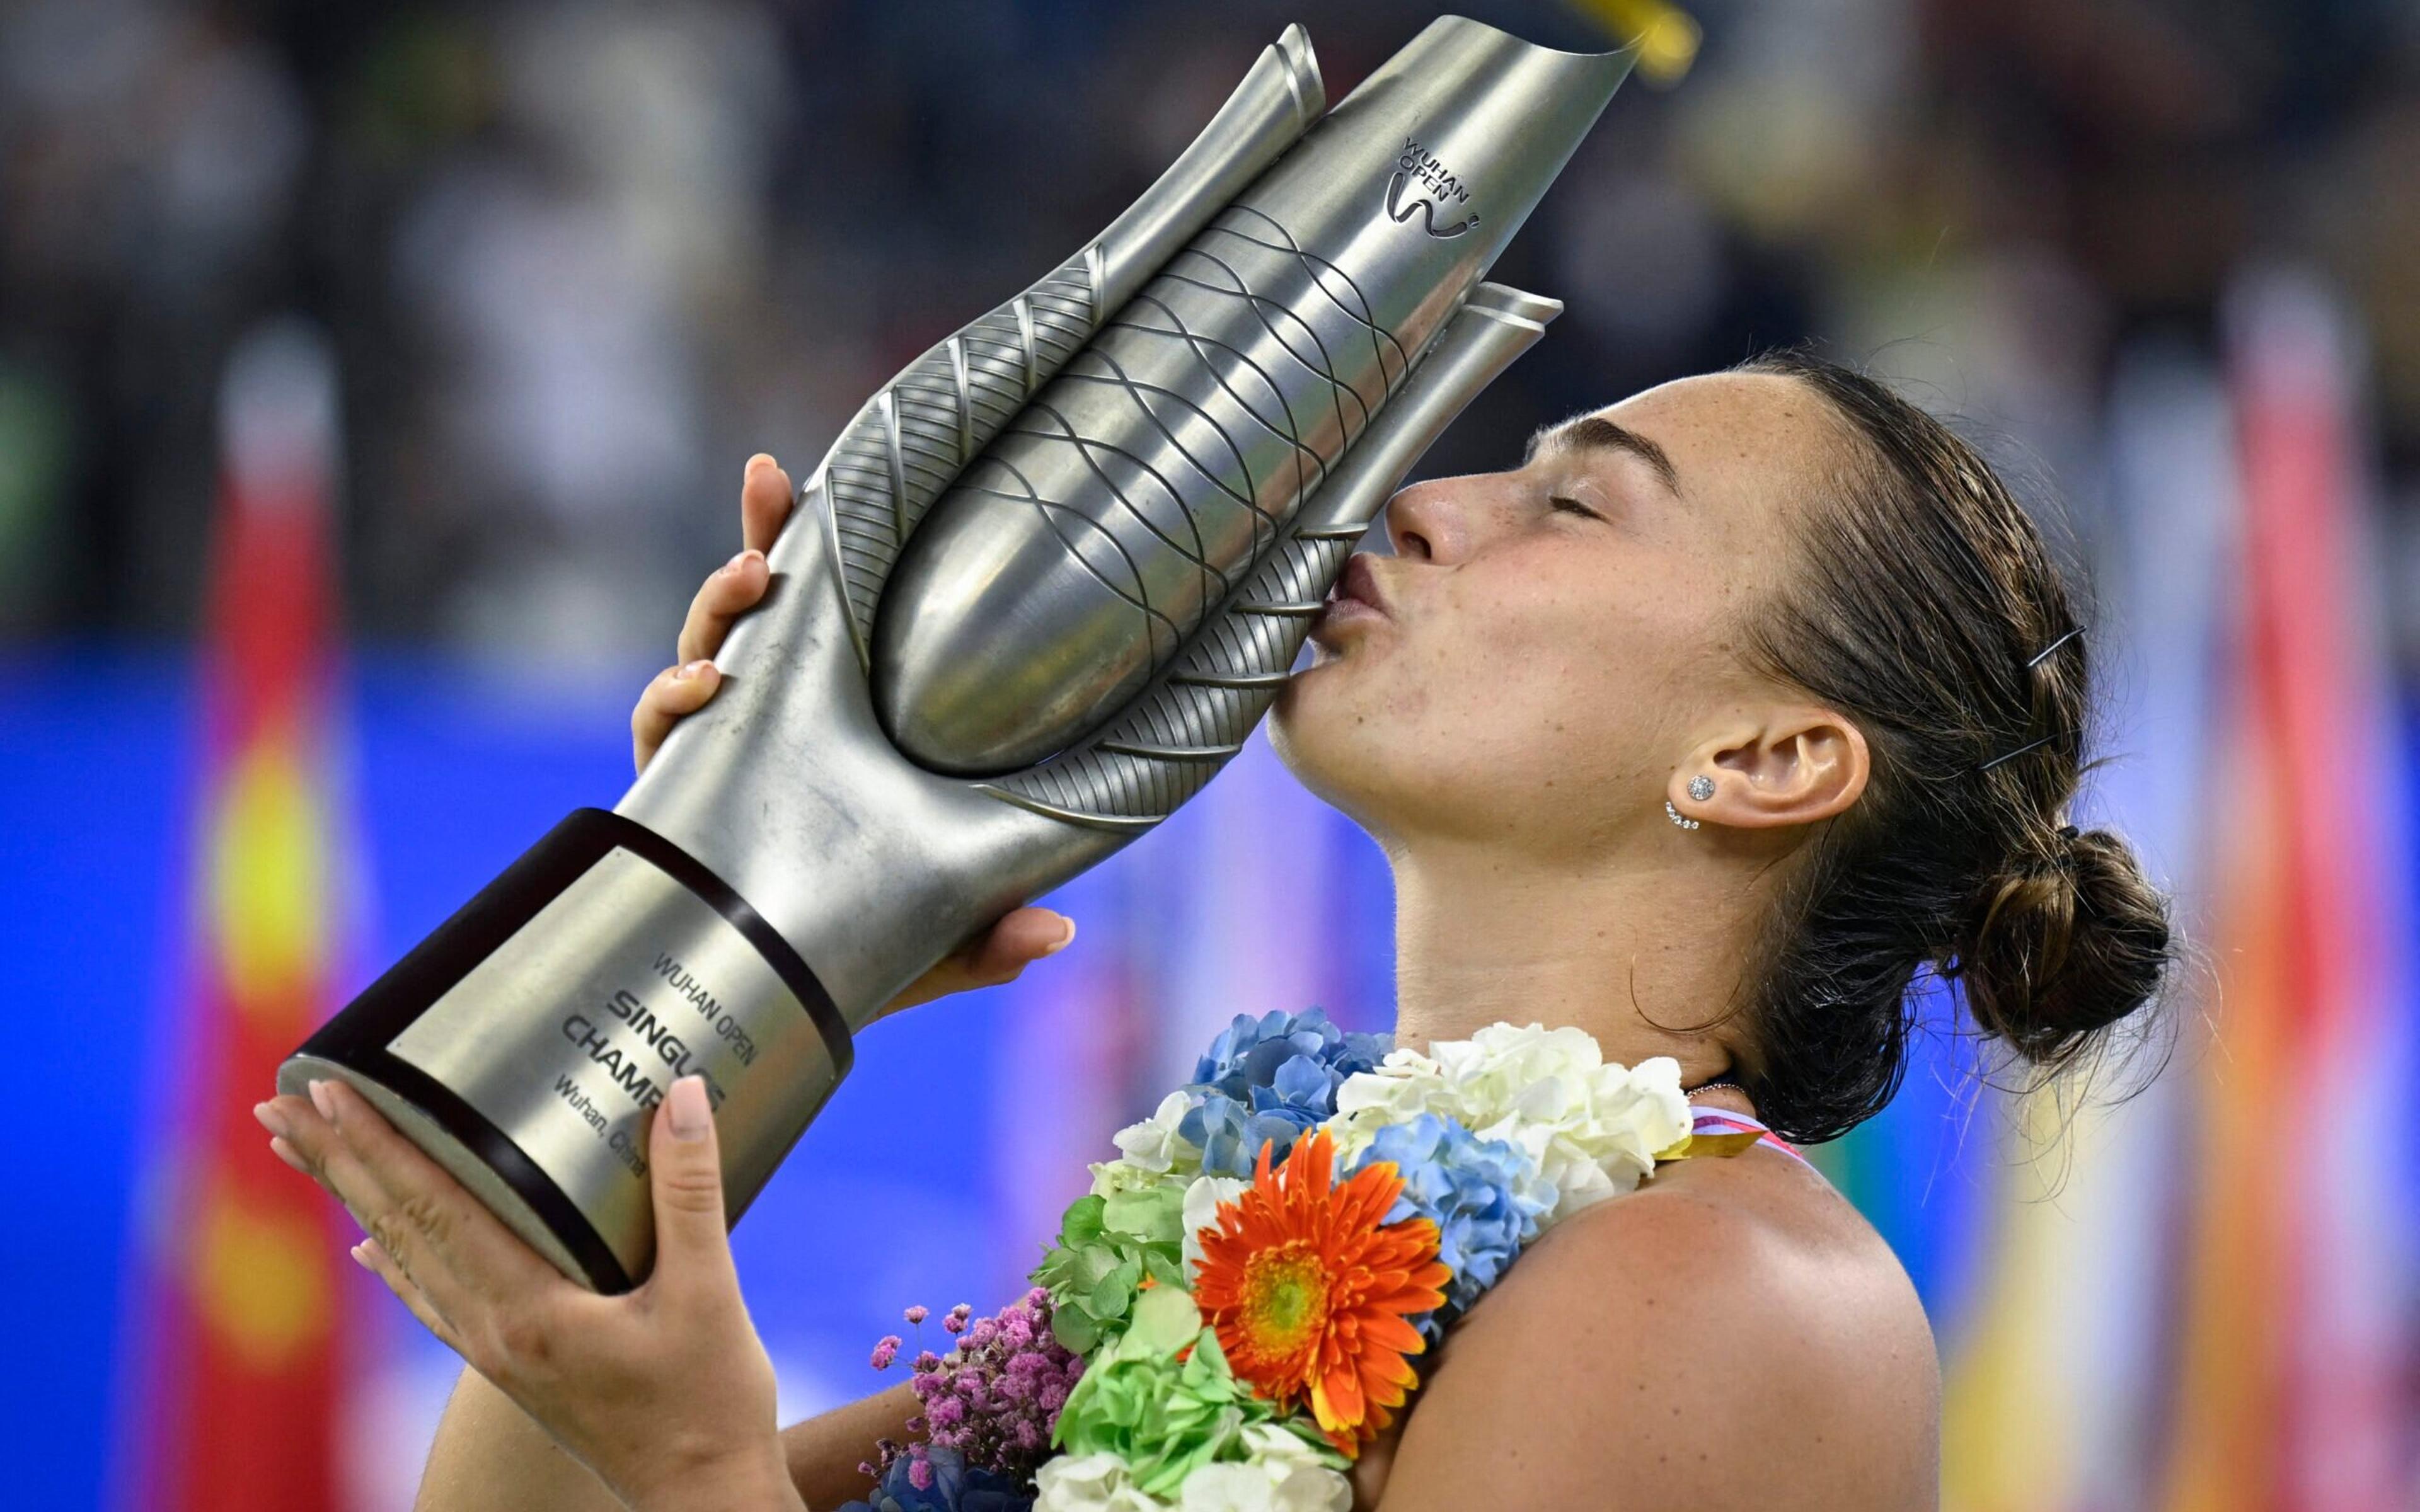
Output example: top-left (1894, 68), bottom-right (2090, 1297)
top-left (1273, 373), bottom-right (1828, 856)
top-left (1267, 373), bottom-right (1939, 1511)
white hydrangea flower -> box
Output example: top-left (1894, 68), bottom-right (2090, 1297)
top-left (1175, 1461), bottom-right (1352, 1512)
top-left (1325, 1023), bottom-right (1689, 1228)
top-left (1035, 1450), bottom-right (1172, 1512)
top-left (1089, 1091), bottom-right (1203, 1199)
top-left (1179, 1172), bottom-right (1248, 1274)
top-left (1034, 1429), bottom-right (1347, 1512)
top-left (1169, 1426), bottom-right (1351, 1511)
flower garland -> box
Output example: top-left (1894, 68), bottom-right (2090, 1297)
top-left (844, 1013), bottom-right (1703, 1512)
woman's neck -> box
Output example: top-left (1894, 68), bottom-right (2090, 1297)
top-left (1385, 832), bottom-right (1767, 1087)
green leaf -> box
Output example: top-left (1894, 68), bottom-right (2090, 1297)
top-left (1121, 1285), bottom-right (1203, 1357)
top-left (1086, 1256), bottom-right (1141, 1322)
top-left (1057, 1194), bottom-right (1107, 1247)
top-left (1051, 1304), bottom-right (1100, 1355)
top-left (1102, 1183), bottom-right (1184, 1244)
top-left (1141, 1247), bottom-right (1190, 1290)
top-left (1073, 1242), bottom-right (1121, 1288)
top-left (1032, 1246), bottom-right (1072, 1286)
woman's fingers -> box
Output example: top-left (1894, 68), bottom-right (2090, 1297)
top-left (264, 1082), bottom-right (560, 1320)
top-left (682, 455), bottom-right (792, 658)
top-left (260, 1092), bottom-right (408, 1246)
top-left (965, 907), bottom-right (1078, 982)
top-left (630, 455), bottom-right (793, 774)
top-left (352, 1237), bottom-right (468, 1354)
top-left (701, 456), bottom-right (792, 656)
top-left (644, 1077), bottom-right (741, 1307)
top-left (739, 454), bottom-right (794, 554)
top-left (675, 549), bottom-right (771, 667)
top-left (633, 660), bottom-right (723, 773)
top-left (882, 908), bottom-right (1076, 1013)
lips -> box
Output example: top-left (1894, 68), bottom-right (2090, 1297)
top-left (1309, 552), bottom-right (1388, 651)
top-left (1332, 552), bottom-right (1389, 616)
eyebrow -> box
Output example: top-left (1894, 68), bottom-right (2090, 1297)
top-left (1524, 416), bottom-right (1683, 495)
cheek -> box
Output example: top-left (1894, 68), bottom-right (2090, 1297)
top-left (1276, 553), bottom-right (1678, 822)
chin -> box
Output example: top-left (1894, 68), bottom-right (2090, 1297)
top-left (1269, 663), bottom-right (1389, 821)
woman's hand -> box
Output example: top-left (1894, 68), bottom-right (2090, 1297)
top-left (257, 1076), bottom-right (800, 1512)
top-left (631, 452), bottom-right (1078, 1016)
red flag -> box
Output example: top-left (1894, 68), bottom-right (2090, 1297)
top-left (133, 319), bottom-right (354, 1511)
top-left (2159, 274), bottom-right (2408, 1511)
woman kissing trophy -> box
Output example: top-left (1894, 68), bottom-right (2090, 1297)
top-left (279, 17), bottom-right (1633, 1293)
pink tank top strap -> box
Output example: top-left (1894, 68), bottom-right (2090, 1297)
top-left (1687, 1104), bottom-right (1816, 1171)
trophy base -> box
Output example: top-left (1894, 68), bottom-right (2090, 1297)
top-left (283, 808), bottom-right (851, 1294)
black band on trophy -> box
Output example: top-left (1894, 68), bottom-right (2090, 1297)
top-left (584, 811), bottom-right (856, 1084)
top-left (289, 807), bottom-right (851, 1292)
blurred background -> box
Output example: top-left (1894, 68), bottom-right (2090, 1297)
top-left (3, 0), bottom-right (2416, 1506)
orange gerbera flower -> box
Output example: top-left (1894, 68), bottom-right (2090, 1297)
top-left (1191, 1130), bottom-right (1449, 1455)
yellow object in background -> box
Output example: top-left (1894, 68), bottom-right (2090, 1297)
top-left (1569, 0), bottom-right (1701, 84)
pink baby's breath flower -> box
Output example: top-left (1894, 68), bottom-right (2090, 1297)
top-left (857, 1289), bottom-right (1081, 1484)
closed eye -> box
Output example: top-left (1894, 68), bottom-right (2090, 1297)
top-left (1548, 495), bottom-right (1602, 520)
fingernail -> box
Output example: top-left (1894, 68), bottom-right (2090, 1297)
top-left (253, 1101), bottom-right (289, 1138)
top-left (668, 1075), bottom-right (711, 1142)
top-left (723, 549), bottom-right (749, 574)
top-left (747, 452), bottom-right (775, 472)
top-left (674, 658), bottom-right (716, 682)
top-left (308, 1079), bottom-right (337, 1125)
top-left (1044, 917), bottom-right (1077, 956)
top-left (269, 1136), bottom-right (308, 1174)
top-left (350, 1239), bottom-right (378, 1271)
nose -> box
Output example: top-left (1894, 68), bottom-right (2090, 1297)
top-left (1383, 474), bottom-right (1490, 562)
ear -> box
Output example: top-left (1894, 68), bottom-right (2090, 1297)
top-left (1669, 706), bottom-right (1869, 830)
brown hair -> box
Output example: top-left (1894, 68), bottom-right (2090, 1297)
top-left (1729, 351), bottom-right (2172, 1143)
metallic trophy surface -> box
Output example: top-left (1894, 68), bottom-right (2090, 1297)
top-left (281, 17), bottom-right (1632, 1292)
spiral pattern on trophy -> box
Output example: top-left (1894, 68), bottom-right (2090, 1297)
top-left (940, 204), bottom-right (1427, 812)
top-left (824, 255), bottom-right (1099, 660)
top-left (983, 515), bottom-right (1368, 825)
top-left (873, 203), bottom-right (1416, 774)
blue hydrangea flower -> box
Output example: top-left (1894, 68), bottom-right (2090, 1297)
top-left (1177, 1008), bottom-right (1390, 1177)
top-left (837, 1444), bottom-right (1030, 1512)
top-left (1352, 1112), bottom-right (1552, 1342)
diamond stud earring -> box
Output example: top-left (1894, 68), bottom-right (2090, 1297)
top-left (1688, 774), bottom-right (1715, 802)
top-left (1666, 800), bottom-right (1702, 831)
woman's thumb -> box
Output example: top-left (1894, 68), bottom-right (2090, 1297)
top-left (647, 1075), bottom-right (737, 1290)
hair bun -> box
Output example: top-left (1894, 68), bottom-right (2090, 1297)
top-left (1953, 824), bottom-right (2171, 1066)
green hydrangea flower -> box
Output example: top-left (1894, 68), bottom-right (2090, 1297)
top-left (1030, 1184), bottom-right (1190, 1353)
top-left (1049, 1286), bottom-right (1339, 1498)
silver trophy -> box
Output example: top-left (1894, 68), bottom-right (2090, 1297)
top-left (282, 17), bottom-right (1631, 1290)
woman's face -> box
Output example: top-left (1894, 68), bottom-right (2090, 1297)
top-left (1270, 371), bottom-right (1837, 856)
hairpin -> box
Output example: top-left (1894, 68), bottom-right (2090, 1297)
top-left (2024, 626), bottom-right (2084, 669)
top-left (1975, 729), bottom-right (2065, 774)
top-left (1976, 629), bottom-right (2088, 773)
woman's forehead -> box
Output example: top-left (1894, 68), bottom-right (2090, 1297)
top-left (1589, 372), bottom-right (1840, 518)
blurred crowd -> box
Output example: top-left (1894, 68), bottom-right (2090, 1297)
top-left (1, 0), bottom-right (2416, 671)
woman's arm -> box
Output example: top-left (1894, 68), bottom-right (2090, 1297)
top-left (265, 454), bottom-right (1076, 1511)
top-left (780, 1383), bottom-right (921, 1511)
top-left (415, 1369), bottom-right (617, 1512)
top-left (412, 1373), bottom-right (923, 1512)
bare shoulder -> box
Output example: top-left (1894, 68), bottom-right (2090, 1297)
top-left (1371, 1151), bottom-right (1939, 1511)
